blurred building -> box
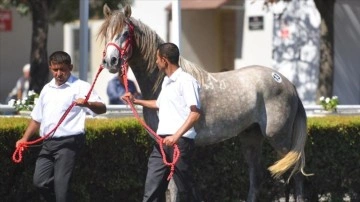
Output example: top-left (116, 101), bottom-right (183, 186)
top-left (0, 0), bottom-right (359, 105)
top-left (0, 7), bottom-right (63, 103)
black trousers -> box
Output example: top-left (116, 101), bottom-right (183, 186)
top-left (142, 136), bottom-right (202, 202)
top-left (33, 134), bottom-right (85, 202)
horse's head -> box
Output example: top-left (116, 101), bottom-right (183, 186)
top-left (99, 4), bottom-right (134, 74)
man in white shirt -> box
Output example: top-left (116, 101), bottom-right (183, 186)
top-left (15, 51), bottom-right (106, 202)
top-left (123, 43), bottom-right (202, 202)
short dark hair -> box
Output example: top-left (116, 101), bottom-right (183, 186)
top-left (157, 43), bottom-right (179, 65)
top-left (49, 51), bottom-right (72, 65)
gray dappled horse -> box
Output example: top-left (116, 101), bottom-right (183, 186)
top-left (99, 4), bottom-right (309, 202)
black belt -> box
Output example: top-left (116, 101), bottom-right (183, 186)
top-left (159, 134), bottom-right (193, 140)
top-left (48, 133), bottom-right (84, 141)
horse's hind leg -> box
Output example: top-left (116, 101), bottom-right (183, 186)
top-left (283, 166), bottom-right (305, 202)
top-left (293, 172), bottom-right (304, 202)
top-left (240, 125), bottom-right (265, 202)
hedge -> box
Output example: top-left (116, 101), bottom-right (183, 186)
top-left (0, 116), bottom-right (359, 201)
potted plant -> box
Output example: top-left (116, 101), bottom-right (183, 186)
top-left (319, 96), bottom-right (339, 112)
top-left (8, 90), bottom-right (39, 115)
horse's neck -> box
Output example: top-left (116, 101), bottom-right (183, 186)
top-left (129, 18), bottom-right (210, 98)
top-left (128, 50), bottom-right (162, 100)
top-left (128, 19), bottom-right (165, 100)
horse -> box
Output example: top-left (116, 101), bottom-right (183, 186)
top-left (98, 4), bottom-right (309, 202)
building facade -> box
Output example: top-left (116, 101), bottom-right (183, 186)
top-left (0, 0), bottom-right (359, 105)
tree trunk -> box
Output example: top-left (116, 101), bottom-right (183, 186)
top-left (29, 0), bottom-right (49, 94)
top-left (314, 0), bottom-right (335, 100)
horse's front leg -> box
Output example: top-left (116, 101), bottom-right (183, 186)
top-left (241, 132), bottom-right (265, 202)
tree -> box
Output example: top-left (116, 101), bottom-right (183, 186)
top-left (0, 0), bottom-right (132, 93)
top-left (265, 0), bottom-right (335, 100)
top-left (313, 0), bottom-right (335, 100)
top-left (28, 0), bottom-right (49, 93)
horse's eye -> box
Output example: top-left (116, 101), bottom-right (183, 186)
top-left (122, 31), bottom-right (129, 38)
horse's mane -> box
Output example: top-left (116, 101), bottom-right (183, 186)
top-left (179, 57), bottom-right (208, 85)
top-left (131, 19), bottom-right (210, 86)
top-left (97, 9), bottom-right (209, 89)
top-left (97, 10), bottom-right (127, 45)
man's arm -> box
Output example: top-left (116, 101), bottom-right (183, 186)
top-left (75, 98), bottom-right (107, 114)
top-left (133, 99), bottom-right (157, 109)
top-left (16, 119), bottom-right (40, 148)
top-left (163, 106), bottom-right (201, 146)
top-left (15, 78), bottom-right (23, 100)
top-left (122, 92), bottom-right (158, 109)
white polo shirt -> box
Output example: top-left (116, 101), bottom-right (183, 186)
top-left (31, 75), bottom-right (104, 138)
top-left (156, 68), bottom-right (201, 139)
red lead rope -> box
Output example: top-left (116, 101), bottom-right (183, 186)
top-left (12, 65), bottom-right (104, 163)
top-left (121, 65), bottom-right (180, 181)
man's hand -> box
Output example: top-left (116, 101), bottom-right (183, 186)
top-left (75, 98), bottom-right (106, 114)
top-left (16, 137), bottom-right (28, 148)
top-left (74, 98), bottom-right (88, 107)
top-left (121, 92), bottom-right (134, 104)
top-left (163, 135), bottom-right (180, 146)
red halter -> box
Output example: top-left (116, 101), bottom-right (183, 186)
top-left (103, 20), bottom-right (134, 77)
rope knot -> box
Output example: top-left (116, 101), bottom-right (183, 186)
top-left (12, 143), bottom-right (27, 163)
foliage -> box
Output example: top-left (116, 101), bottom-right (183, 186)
top-left (319, 95), bottom-right (339, 111)
top-left (7, 90), bottom-right (39, 112)
top-left (0, 0), bottom-right (133, 23)
top-left (1, 116), bottom-right (360, 201)
top-left (305, 116), bottom-right (360, 201)
top-left (0, 0), bottom-right (134, 94)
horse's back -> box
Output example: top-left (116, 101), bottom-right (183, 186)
top-left (213, 65), bottom-right (298, 107)
top-left (230, 65), bottom-right (295, 93)
top-left (195, 65), bottom-right (299, 145)
top-left (236, 66), bottom-right (300, 139)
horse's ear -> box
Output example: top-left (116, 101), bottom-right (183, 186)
top-left (124, 5), bottom-right (132, 18)
top-left (103, 4), bottom-right (112, 17)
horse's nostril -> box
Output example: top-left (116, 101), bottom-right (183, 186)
top-left (102, 59), bottom-right (106, 64)
top-left (110, 57), bottom-right (117, 65)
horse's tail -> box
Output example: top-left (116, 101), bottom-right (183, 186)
top-left (268, 96), bottom-right (311, 180)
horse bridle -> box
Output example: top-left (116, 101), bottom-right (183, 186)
top-left (103, 20), bottom-right (134, 76)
